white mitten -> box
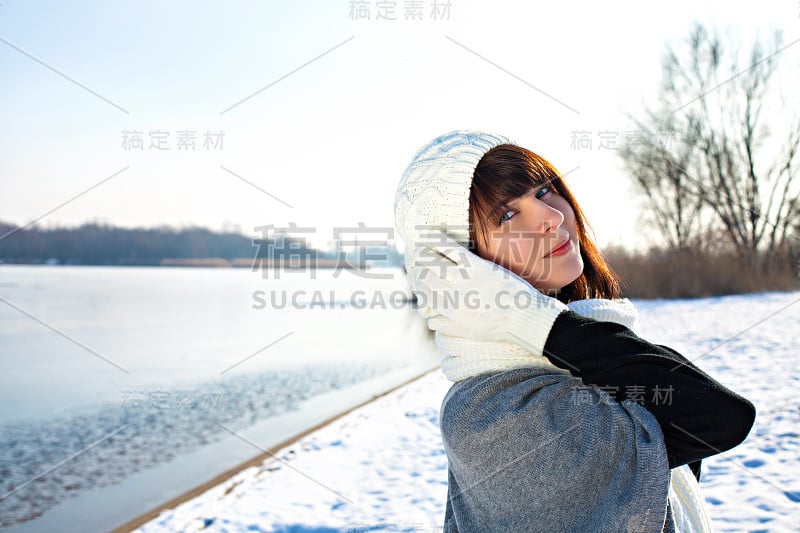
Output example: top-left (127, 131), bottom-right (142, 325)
top-left (409, 228), bottom-right (568, 358)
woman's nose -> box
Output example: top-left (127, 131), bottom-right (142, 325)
top-left (539, 203), bottom-right (565, 233)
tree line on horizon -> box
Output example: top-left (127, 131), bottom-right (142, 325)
top-left (0, 221), bottom-right (321, 266)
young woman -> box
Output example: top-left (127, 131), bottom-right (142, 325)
top-left (393, 130), bottom-right (756, 532)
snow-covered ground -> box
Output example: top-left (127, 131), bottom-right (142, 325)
top-left (133, 291), bottom-right (800, 532)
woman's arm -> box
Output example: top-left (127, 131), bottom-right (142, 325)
top-left (542, 310), bottom-right (756, 470)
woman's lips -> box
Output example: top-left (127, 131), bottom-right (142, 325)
top-left (545, 238), bottom-right (572, 257)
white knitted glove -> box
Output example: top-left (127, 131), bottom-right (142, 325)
top-left (409, 228), bottom-right (568, 357)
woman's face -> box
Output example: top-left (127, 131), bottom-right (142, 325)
top-left (475, 182), bottom-right (584, 296)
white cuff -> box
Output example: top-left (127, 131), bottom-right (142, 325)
top-left (502, 293), bottom-right (567, 357)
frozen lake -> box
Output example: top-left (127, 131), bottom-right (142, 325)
top-left (0, 265), bottom-right (439, 530)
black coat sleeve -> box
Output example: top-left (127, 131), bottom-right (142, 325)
top-left (542, 310), bottom-right (756, 471)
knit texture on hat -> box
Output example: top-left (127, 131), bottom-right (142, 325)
top-left (394, 130), bottom-right (514, 290)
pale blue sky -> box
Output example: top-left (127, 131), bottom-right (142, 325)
top-left (1, 0), bottom-right (797, 252)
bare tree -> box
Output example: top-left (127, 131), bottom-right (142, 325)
top-left (619, 109), bottom-right (706, 252)
top-left (619, 22), bottom-right (800, 267)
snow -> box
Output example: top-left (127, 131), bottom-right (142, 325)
top-left (133, 291), bottom-right (800, 532)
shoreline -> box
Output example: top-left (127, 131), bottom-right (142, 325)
top-left (109, 365), bottom-right (441, 533)
top-left (0, 259), bottom-right (377, 268)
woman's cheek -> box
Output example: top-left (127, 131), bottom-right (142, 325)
top-left (512, 240), bottom-right (542, 278)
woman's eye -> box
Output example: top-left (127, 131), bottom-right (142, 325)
top-left (498, 186), bottom-right (553, 225)
top-left (499, 210), bottom-right (515, 224)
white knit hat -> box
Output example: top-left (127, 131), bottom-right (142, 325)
top-left (394, 129), bottom-right (515, 252)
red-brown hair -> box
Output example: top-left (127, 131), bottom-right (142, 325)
top-left (468, 144), bottom-right (623, 303)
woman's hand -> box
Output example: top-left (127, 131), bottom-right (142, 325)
top-left (408, 228), bottom-right (567, 355)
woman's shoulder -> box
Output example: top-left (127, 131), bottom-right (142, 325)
top-left (439, 367), bottom-right (572, 434)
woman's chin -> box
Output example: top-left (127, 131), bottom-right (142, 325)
top-left (538, 269), bottom-right (585, 296)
